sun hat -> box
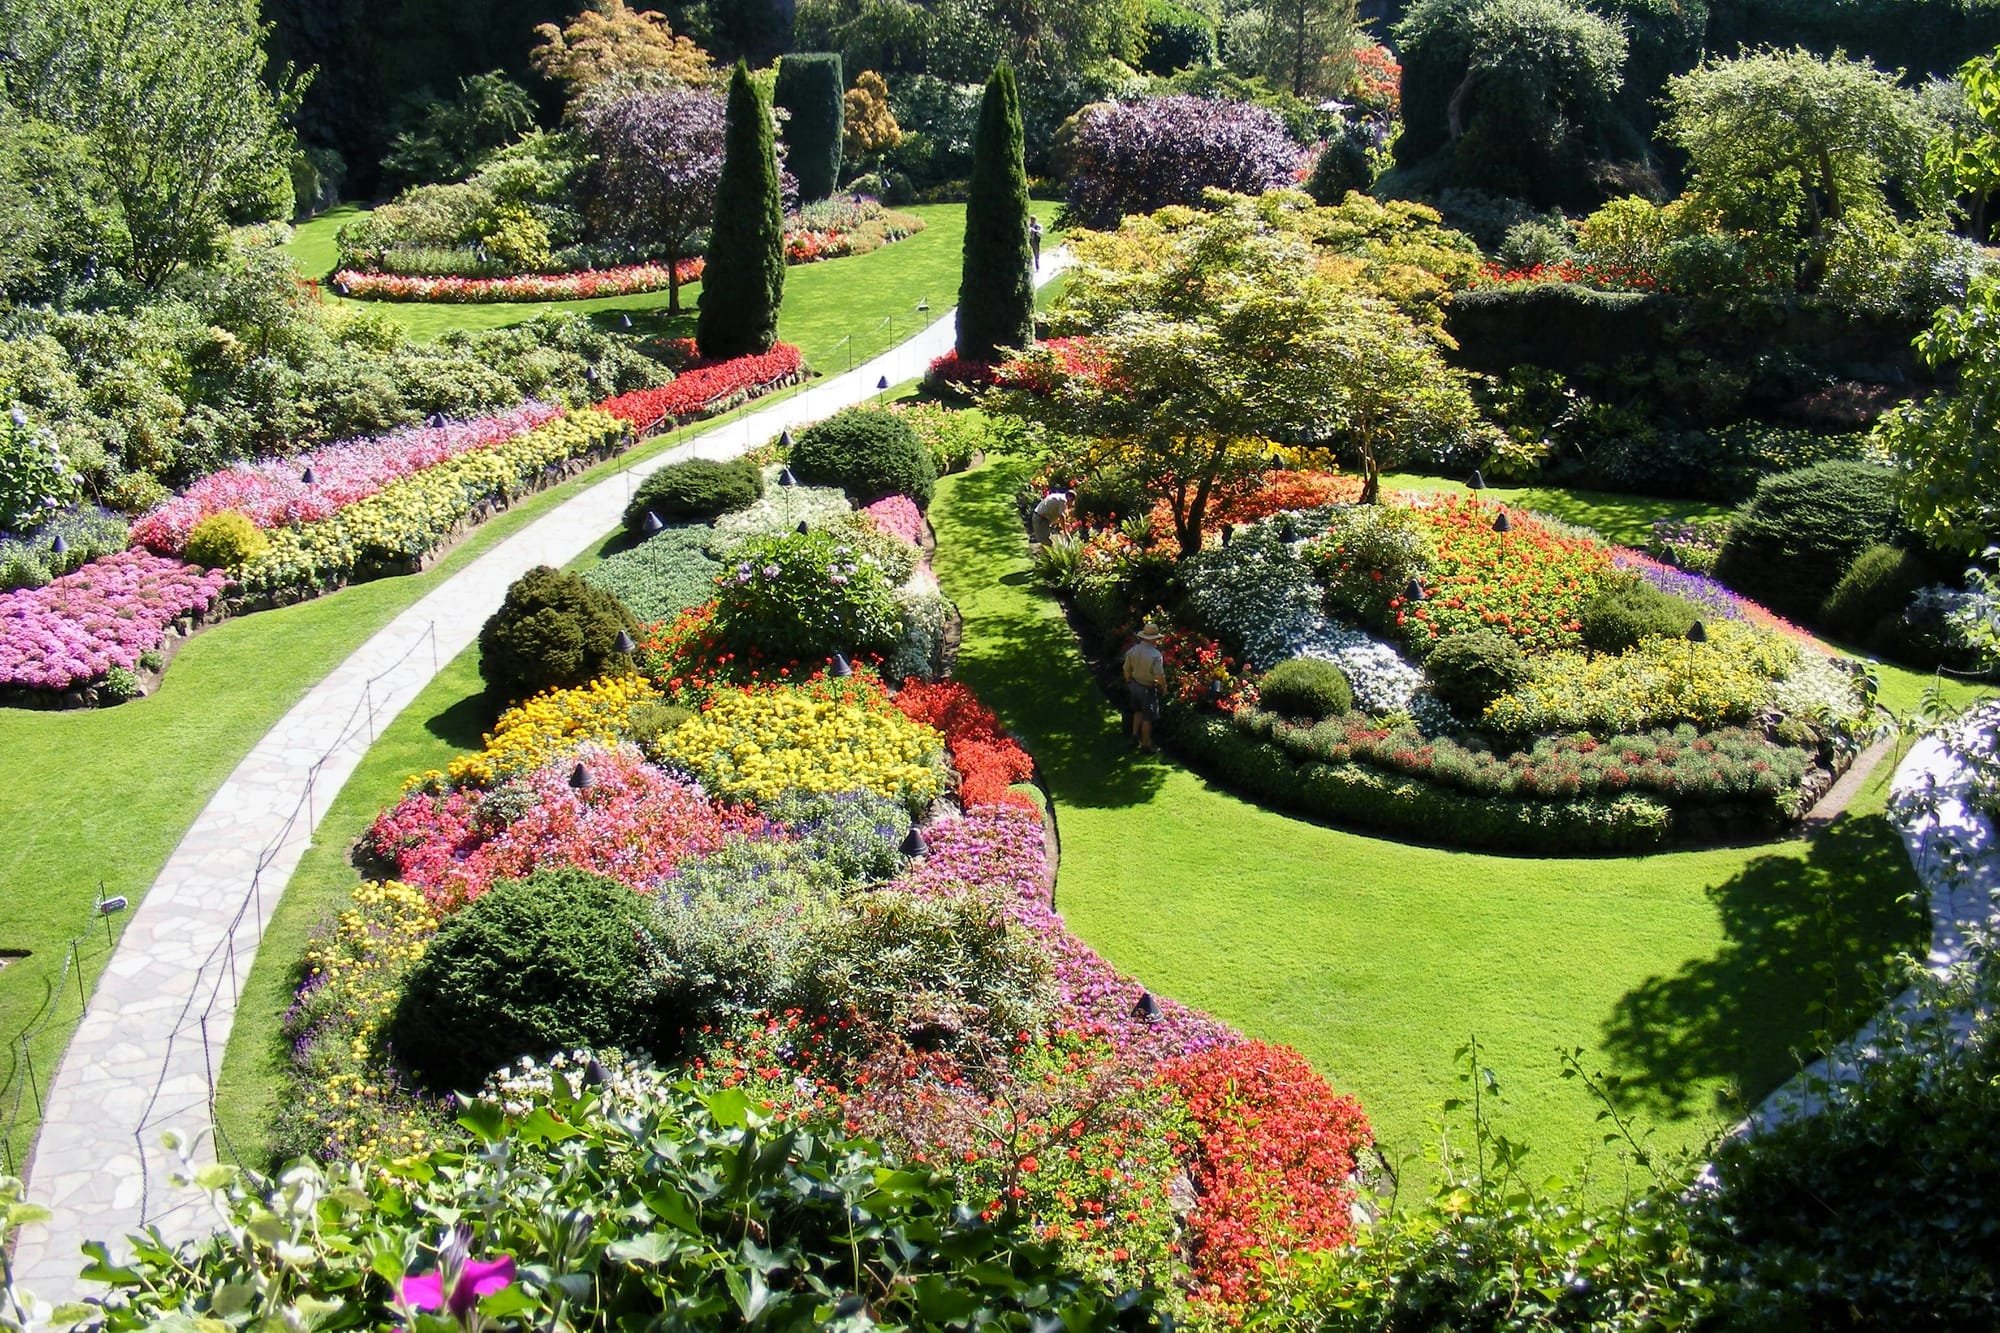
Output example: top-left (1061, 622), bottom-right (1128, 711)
top-left (1137, 621), bottom-right (1163, 642)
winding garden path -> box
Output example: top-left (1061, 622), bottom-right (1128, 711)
top-left (14, 257), bottom-right (1069, 1299)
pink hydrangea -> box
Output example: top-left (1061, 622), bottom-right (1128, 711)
top-left (861, 495), bottom-right (925, 547)
top-left (0, 550), bottom-right (228, 691)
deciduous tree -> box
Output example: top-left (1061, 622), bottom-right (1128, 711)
top-left (1059, 95), bottom-right (1300, 228)
top-left (1879, 273), bottom-right (2000, 555)
top-left (531, 0), bottom-right (715, 100)
top-left (575, 87), bottom-right (726, 313)
top-left (1223, 0), bottom-right (1358, 100)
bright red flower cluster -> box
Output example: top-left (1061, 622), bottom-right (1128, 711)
top-left (1162, 1041), bottom-right (1373, 1311)
top-left (1214, 469), bottom-right (1365, 526)
top-left (1156, 628), bottom-right (1252, 713)
top-left (1393, 497), bottom-right (1613, 655)
top-left (332, 259), bottom-right (704, 303)
top-left (598, 343), bottom-right (806, 436)
top-left (891, 678), bottom-right (1037, 810)
top-left (925, 350), bottom-right (997, 392)
top-left (992, 337), bottom-right (1120, 396)
top-left (1467, 258), bottom-right (1664, 292)
top-left (1348, 41), bottom-right (1401, 117)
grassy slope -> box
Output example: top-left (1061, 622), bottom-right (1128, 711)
top-left (929, 458), bottom-right (1938, 1189)
top-left (286, 205), bottom-right (967, 364)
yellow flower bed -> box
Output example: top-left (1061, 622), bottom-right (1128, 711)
top-left (658, 686), bottom-right (947, 809)
top-left (446, 674), bottom-right (663, 787)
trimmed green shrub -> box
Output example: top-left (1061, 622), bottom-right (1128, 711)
top-left (1820, 542), bottom-right (1928, 644)
top-left (697, 63), bottom-right (785, 360)
top-left (388, 868), bottom-right (658, 1095)
top-left (713, 527), bottom-right (903, 661)
top-left (1713, 461), bottom-right (1902, 620)
top-left (1305, 120), bottom-right (1376, 204)
top-left (626, 701), bottom-right (694, 755)
top-left (583, 527), bottom-right (722, 625)
top-left (1426, 629), bottom-right (1531, 721)
top-left (184, 510), bottom-right (270, 571)
top-left (1580, 574), bottom-right (1701, 654)
top-left (955, 60), bottom-right (1034, 362)
top-left (774, 52), bottom-right (844, 202)
top-left (789, 406), bottom-right (937, 509)
top-left (478, 564), bottom-right (639, 701)
top-left (623, 457), bottom-right (764, 531)
top-left (1139, 0), bottom-right (1216, 74)
top-left (1257, 657), bottom-right (1355, 720)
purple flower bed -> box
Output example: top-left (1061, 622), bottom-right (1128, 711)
top-left (0, 549), bottom-right (229, 690)
top-left (895, 807), bottom-right (1239, 1064)
top-left (131, 403), bottom-right (562, 554)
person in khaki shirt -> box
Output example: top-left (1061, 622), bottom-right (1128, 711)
top-left (1122, 621), bottom-right (1168, 753)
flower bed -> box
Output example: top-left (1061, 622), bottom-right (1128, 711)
top-left (132, 404), bottom-right (564, 554)
top-left (861, 494), bottom-right (925, 546)
top-left (442, 674), bottom-right (664, 788)
top-left (598, 343), bottom-right (805, 437)
top-left (782, 200), bottom-right (925, 264)
top-left (891, 678), bottom-right (1037, 810)
top-left (0, 550), bottom-right (228, 695)
top-left (331, 259), bottom-right (705, 303)
top-left (1388, 497), bottom-right (1615, 656)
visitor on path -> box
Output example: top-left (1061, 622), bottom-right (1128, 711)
top-left (1031, 488), bottom-right (1069, 544)
top-left (1029, 216), bottom-right (1043, 270)
top-left (1123, 621), bottom-right (1168, 753)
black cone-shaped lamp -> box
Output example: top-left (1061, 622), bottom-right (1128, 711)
top-left (1686, 620), bottom-right (1708, 644)
top-left (877, 375), bottom-right (890, 391)
top-left (1468, 469), bottom-right (1487, 491)
top-left (614, 630), bottom-right (637, 654)
top-left (641, 510), bottom-right (665, 535)
top-left (50, 534), bottom-right (68, 556)
top-left (829, 651), bottom-right (853, 678)
top-left (797, 520), bottom-right (810, 535)
top-left (901, 826), bottom-right (927, 857)
top-left (569, 762), bottom-right (594, 790)
top-left (779, 466), bottom-right (798, 487)
top-left (1132, 990), bottom-right (1163, 1023)
top-left (1492, 511), bottom-right (1511, 533)
top-left (619, 313), bottom-right (634, 329)
top-left (300, 466), bottom-right (316, 485)
top-left (1404, 577), bottom-right (1424, 602)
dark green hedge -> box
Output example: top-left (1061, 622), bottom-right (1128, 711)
top-left (774, 52), bottom-right (844, 203)
top-left (1445, 284), bottom-right (1667, 376)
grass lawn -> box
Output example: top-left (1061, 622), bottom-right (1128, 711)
top-left (929, 458), bottom-right (1941, 1193)
top-left (284, 205), bottom-right (968, 371)
top-left (1380, 471), bottom-right (1737, 548)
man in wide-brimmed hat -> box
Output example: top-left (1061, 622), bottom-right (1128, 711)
top-left (1122, 621), bottom-right (1168, 753)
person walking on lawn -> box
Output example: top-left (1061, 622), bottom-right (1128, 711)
top-left (1123, 621), bottom-right (1168, 753)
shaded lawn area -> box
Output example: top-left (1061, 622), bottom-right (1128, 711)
top-left (284, 205), bottom-right (967, 371)
top-left (930, 458), bottom-right (1932, 1191)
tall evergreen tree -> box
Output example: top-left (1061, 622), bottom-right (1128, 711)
top-left (956, 61), bottom-right (1035, 362)
top-left (698, 61), bottom-right (785, 360)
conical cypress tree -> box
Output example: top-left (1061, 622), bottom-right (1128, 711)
top-left (956, 60), bottom-right (1034, 362)
top-left (698, 62), bottom-right (785, 360)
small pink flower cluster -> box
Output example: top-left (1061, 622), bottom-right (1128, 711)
top-left (860, 495), bottom-right (924, 547)
top-left (332, 259), bottom-right (705, 303)
top-left (0, 550), bottom-right (228, 690)
top-left (894, 808), bottom-right (1239, 1065)
top-left (363, 745), bottom-right (760, 911)
top-left (131, 404), bottom-right (562, 554)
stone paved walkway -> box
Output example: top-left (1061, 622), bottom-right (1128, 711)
top-left (15, 258), bottom-right (1068, 1297)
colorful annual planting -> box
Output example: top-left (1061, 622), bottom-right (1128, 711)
top-left (0, 550), bottom-right (228, 692)
top-left (598, 343), bottom-right (805, 436)
top-left (1389, 497), bottom-right (1615, 655)
top-left (891, 678), bottom-right (1037, 810)
top-left (442, 673), bottom-right (664, 788)
top-left (331, 259), bottom-right (704, 303)
top-left (860, 494), bottom-right (925, 546)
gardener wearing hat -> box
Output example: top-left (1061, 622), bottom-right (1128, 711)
top-left (1123, 621), bottom-right (1168, 753)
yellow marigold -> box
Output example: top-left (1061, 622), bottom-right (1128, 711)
top-left (447, 674), bottom-right (662, 787)
top-left (657, 686), bottom-right (946, 808)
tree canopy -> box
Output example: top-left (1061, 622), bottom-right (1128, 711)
top-left (575, 86), bottom-right (726, 313)
top-left (531, 0), bottom-right (715, 99)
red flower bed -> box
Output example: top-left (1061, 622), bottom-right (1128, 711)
top-left (892, 678), bottom-right (1036, 810)
top-left (598, 343), bottom-right (805, 436)
top-left (1391, 496), bottom-right (1614, 655)
top-left (1162, 1041), bottom-right (1374, 1311)
top-left (1468, 258), bottom-right (1664, 293)
top-left (925, 350), bottom-right (997, 392)
top-left (333, 259), bottom-right (704, 303)
top-left (993, 337), bottom-right (1120, 396)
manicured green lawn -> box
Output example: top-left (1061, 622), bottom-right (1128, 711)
top-left (285, 205), bottom-right (968, 371)
top-left (929, 459), bottom-right (1935, 1192)
top-left (1380, 471), bottom-right (1737, 548)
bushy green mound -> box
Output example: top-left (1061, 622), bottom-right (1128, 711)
top-left (623, 457), bottom-right (765, 531)
top-left (1580, 574), bottom-right (1701, 654)
top-left (1819, 542), bottom-right (1926, 645)
top-left (1713, 461), bottom-right (1901, 619)
top-left (388, 869), bottom-right (658, 1094)
top-left (790, 407), bottom-right (937, 509)
top-left (478, 564), bottom-right (638, 701)
top-left (1426, 630), bottom-right (1531, 722)
top-left (184, 511), bottom-right (269, 571)
top-left (712, 527), bottom-right (902, 662)
top-left (1257, 657), bottom-right (1355, 720)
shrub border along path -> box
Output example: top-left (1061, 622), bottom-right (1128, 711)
top-left (12, 252), bottom-right (1070, 1299)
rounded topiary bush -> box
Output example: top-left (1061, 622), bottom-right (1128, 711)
top-left (387, 868), bottom-right (658, 1095)
top-left (1257, 657), bottom-right (1355, 719)
top-left (1580, 575), bottom-right (1700, 655)
top-left (1820, 542), bottom-right (1929, 647)
top-left (185, 511), bottom-right (270, 571)
top-left (623, 457), bottom-right (765, 532)
top-left (1426, 629), bottom-right (1531, 721)
top-left (1713, 461), bottom-right (1901, 620)
top-left (789, 407), bottom-right (936, 509)
top-left (478, 564), bottom-right (639, 701)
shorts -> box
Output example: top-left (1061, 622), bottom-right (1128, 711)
top-left (1127, 680), bottom-right (1162, 722)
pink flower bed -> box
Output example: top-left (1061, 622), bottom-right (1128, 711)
top-left (131, 404), bottom-right (562, 554)
top-left (363, 745), bottom-right (760, 911)
top-left (895, 807), bottom-right (1239, 1065)
top-left (861, 495), bottom-right (924, 547)
top-left (0, 550), bottom-right (228, 691)
top-left (332, 259), bottom-right (704, 304)
top-left (598, 343), bottom-right (805, 436)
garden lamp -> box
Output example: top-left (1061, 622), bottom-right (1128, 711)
top-left (797, 520), bottom-right (811, 535)
top-left (877, 375), bottom-right (890, 391)
top-left (779, 429), bottom-right (794, 450)
top-left (778, 466), bottom-right (799, 487)
top-left (640, 510), bottom-right (665, 535)
top-left (1468, 469), bottom-right (1487, 491)
top-left (1404, 577), bottom-right (1425, 602)
top-left (901, 826), bottom-right (928, 857)
top-left (1220, 524), bottom-right (1234, 548)
top-left (300, 466), bottom-right (317, 485)
top-left (830, 651), bottom-right (853, 677)
top-left (569, 762), bottom-right (594, 790)
top-left (584, 365), bottom-right (598, 383)
top-left (1492, 512), bottom-right (1511, 533)
top-left (620, 313), bottom-right (634, 329)
top-left (1686, 621), bottom-right (1708, 643)
top-left (427, 412), bottom-right (445, 428)
top-left (916, 299), bottom-right (929, 313)
top-left (1132, 990), bottom-right (1163, 1023)
top-left (613, 630), bottom-right (636, 654)
top-left (584, 1057), bottom-right (609, 1086)
top-left (50, 534), bottom-right (67, 556)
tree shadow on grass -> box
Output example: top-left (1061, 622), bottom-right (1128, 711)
top-left (938, 464), bottom-right (1168, 811)
top-left (1598, 811), bottom-right (1928, 1122)
top-left (424, 692), bottom-right (495, 751)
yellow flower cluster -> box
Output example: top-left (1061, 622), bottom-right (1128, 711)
top-left (448, 674), bottom-right (663, 787)
top-left (657, 687), bottom-right (946, 809)
top-left (1486, 618), bottom-right (1798, 736)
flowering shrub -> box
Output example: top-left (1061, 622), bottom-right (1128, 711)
top-left (364, 744), bottom-right (757, 909)
top-left (1162, 1041), bottom-right (1372, 1311)
top-left (656, 683), bottom-right (947, 810)
top-left (598, 343), bottom-right (805, 436)
top-left (892, 678), bottom-right (1037, 809)
top-left (443, 674), bottom-right (664, 788)
top-left (274, 879), bottom-right (444, 1164)
top-left (1211, 470), bottom-right (1364, 527)
top-left (713, 528), bottom-right (904, 662)
top-left (993, 337), bottom-right (1120, 396)
top-left (332, 259), bottom-right (704, 303)
top-left (1392, 498), bottom-right (1615, 655)
top-left (0, 550), bottom-right (228, 692)
top-left (861, 494), bottom-right (925, 546)
top-left (705, 472), bottom-right (853, 553)
top-left (1157, 629), bottom-right (1253, 713)
top-left (131, 403), bottom-right (563, 553)
top-left (925, 350), bottom-right (998, 393)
